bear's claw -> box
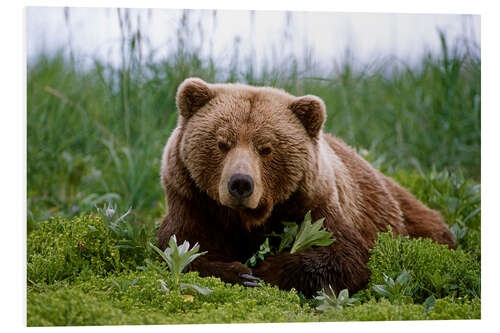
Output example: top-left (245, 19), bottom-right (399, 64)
top-left (239, 273), bottom-right (261, 281)
top-left (239, 273), bottom-right (262, 287)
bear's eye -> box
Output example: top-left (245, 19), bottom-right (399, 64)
top-left (258, 146), bottom-right (272, 156)
top-left (218, 141), bottom-right (231, 152)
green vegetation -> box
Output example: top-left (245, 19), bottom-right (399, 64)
top-left (27, 22), bottom-right (480, 229)
top-left (148, 236), bottom-right (213, 295)
top-left (371, 269), bottom-right (416, 304)
top-left (315, 297), bottom-right (480, 321)
top-left (27, 200), bottom-right (160, 285)
top-left (363, 232), bottom-right (480, 303)
top-left (389, 168), bottom-right (481, 259)
top-left (27, 166), bottom-right (481, 325)
top-left (314, 287), bottom-right (360, 312)
top-left (289, 212), bottom-right (334, 254)
top-left (27, 10), bottom-right (480, 326)
top-left (26, 215), bottom-right (481, 325)
top-left (245, 212), bottom-right (334, 267)
top-left (27, 215), bottom-right (147, 285)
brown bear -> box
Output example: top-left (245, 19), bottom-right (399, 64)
top-left (157, 77), bottom-right (456, 298)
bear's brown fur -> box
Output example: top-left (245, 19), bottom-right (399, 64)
top-left (158, 78), bottom-right (456, 297)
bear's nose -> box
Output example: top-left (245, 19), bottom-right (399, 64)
top-left (228, 174), bottom-right (254, 200)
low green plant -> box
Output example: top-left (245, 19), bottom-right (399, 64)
top-left (423, 295), bottom-right (436, 312)
top-left (246, 211), bottom-right (334, 267)
top-left (96, 202), bottom-right (157, 256)
top-left (314, 287), bottom-right (359, 312)
top-left (245, 237), bottom-right (272, 267)
top-left (27, 267), bottom-right (481, 326)
top-left (270, 222), bottom-right (299, 253)
top-left (289, 211), bottom-right (335, 254)
top-left (390, 168), bottom-right (481, 259)
top-left (109, 277), bottom-right (138, 293)
top-left (426, 271), bottom-right (460, 299)
top-left (148, 235), bottom-right (212, 295)
top-left (26, 212), bottom-right (481, 326)
top-left (372, 269), bottom-right (415, 304)
top-left (28, 269), bottom-right (316, 326)
top-left (27, 215), bottom-right (128, 284)
top-left (366, 230), bottom-right (480, 303)
top-left (316, 297), bottom-right (480, 322)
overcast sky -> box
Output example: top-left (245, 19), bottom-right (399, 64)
top-left (26, 7), bottom-right (480, 69)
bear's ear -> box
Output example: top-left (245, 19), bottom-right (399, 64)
top-left (289, 95), bottom-right (326, 138)
top-left (176, 78), bottom-right (215, 119)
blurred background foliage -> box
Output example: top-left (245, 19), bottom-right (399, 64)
top-left (27, 9), bottom-right (480, 231)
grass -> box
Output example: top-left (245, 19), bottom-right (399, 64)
top-left (27, 29), bottom-right (480, 229)
top-left (27, 9), bottom-right (480, 325)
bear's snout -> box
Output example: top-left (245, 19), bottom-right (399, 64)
top-left (228, 174), bottom-right (254, 200)
top-left (218, 147), bottom-right (263, 211)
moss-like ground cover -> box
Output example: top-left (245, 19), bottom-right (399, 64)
top-left (27, 168), bottom-right (481, 326)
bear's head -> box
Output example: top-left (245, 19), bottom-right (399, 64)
top-left (176, 78), bottom-right (326, 228)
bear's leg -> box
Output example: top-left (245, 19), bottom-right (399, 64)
top-left (383, 176), bottom-right (457, 249)
top-left (253, 208), bottom-right (371, 298)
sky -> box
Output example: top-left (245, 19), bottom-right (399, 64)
top-left (26, 7), bottom-right (480, 69)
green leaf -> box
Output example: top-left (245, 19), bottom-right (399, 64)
top-left (463, 207), bottom-right (481, 224)
top-left (274, 222), bottom-right (299, 253)
top-left (314, 287), bottom-right (357, 312)
top-left (245, 238), bottom-right (272, 267)
top-left (158, 279), bottom-right (170, 293)
top-left (338, 289), bottom-right (348, 303)
top-left (396, 269), bottom-right (410, 286)
top-left (373, 285), bottom-right (393, 298)
top-left (150, 236), bottom-right (207, 277)
top-left (290, 212), bottom-right (334, 254)
top-left (423, 295), bottom-right (436, 311)
top-left (109, 278), bottom-right (121, 290)
top-left (246, 255), bottom-right (257, 267)
top-left (382, 273), bottom-right (395, 289)
top-left (144, 259), bottom-right (169, 278)
top-left (180, 283), bottom-right (213, 295)
top-left (114, 244), bottom-right (136, 249)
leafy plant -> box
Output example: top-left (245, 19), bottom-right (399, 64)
top-left (245, 212), bottom-right (334, 266)
top-left (109, 277), bottom-right (138, 292)
top-left (96, 202), bottom-right (157, 257)
top-left (391, 168), bottom-right (481, 258)
top-left (269, 222), bottom-right (299, 254)
top-left (372, 269), bottom-right (415, 304)
top-left (314, 286), bottom-right (359, 312)
top-left (423, 295), bottom-right (436, 312)
top-left (245, 238), bottom-right (272, 267)
top-left (290, 211), bottom-right (334, 254)
top-left (426, 272), bottom-right (459, 298)
top-left (450, 221), bottom-right (468, 243)
top-left (27, 215), bottom-right (145, 284)
top-left (148, 235), bottom-right (212, 295)
top-left (315, 297), bottom-right (480, 322)
top-left (366, 230), bottom-right (480, 303)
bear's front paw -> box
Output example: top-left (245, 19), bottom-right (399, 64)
top-left (252, 252), bottom-right (303, 290)
top-left (253, 246), bottom-right (371, 297)
top-left (205, 261), bottom-right (261, 287)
